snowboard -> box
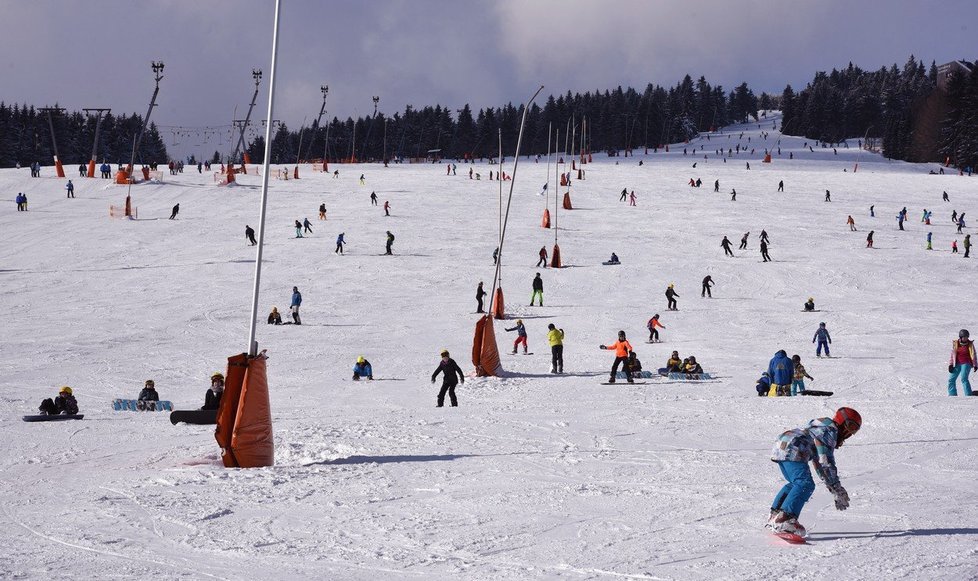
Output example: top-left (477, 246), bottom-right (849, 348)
top-left (800, 390), bottom-right (834, 396)
top-left (657, 369), bottom-right (714, 380)
top-left (23, 414), bottom-right (84, 422)
top-left (169, 409), bottom-right (218, 425)
top-left (771, 532), bottom-right (807, 545)
top-left (645, 340), bottom-right (662, 344)
top-left (112, 399), bottom-right (173, 412)
top-left (801, 310), bottom-right (821, 312)
top-left (601, 261), bottom-right (621, 266)
top-left (508, 352), bottom-right (534, 355)
top-left (616, 370), bottom-right (654, 379)
top-left (600, 382), bottom-right (647, 385)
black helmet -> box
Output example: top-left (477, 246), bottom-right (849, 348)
top-left (961, 329), bottom-right (970, 339)
top-left (618, 330), bottom-right (626, 338)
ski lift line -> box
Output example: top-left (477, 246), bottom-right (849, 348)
top-left (247, 0), bottom-right (280, 358)
top-left (487, 85), bottom-right (544, 311)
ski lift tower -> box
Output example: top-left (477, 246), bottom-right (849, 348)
top-left (38, 106), bottom-right (67, 177)
top-left (82, 108), bottom-right (111, 177)
top-left (231, 69), bottom-right (263, 165)
top-left (131, 61), bottom-right (164, 173)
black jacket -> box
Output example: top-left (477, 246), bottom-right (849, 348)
top-left (532, 276), bottom-right (543, 292)
top-left (138, 387), bottom-right (159, 401)
top-left (203, 389), bottom-right (222, 410)
top-left (432, 358), bottom-right (465, 385)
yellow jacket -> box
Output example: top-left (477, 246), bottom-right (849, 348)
top-left (548, 328), bottom-right (564, 346)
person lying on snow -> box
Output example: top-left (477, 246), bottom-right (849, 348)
top-left (39, 386), bottom-right (79, 415)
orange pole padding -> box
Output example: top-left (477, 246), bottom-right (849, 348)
top-left (87, 160), bottom-right (96, 178)
top-left (141, 167), bottom-right (150, 181)
top-left (124, 195), bottom-right (132, 217)
top-left (550, 244), bottom-right (562, 268)
top-left (577, 169), bottom-right (583, 180)
top-left (54, 158), bottom-right (65, 178)
top-left (323, 160), bottom-right (328, 172)
top-left (492, 287), bottom-right (505, 320)
top-left (293, 166), bottom-right (299, 179)
top-left (763, 154), bottom-right (772, 163)
top-left (587, 153), bottom-right (592, 163)
top-left (215, 353), bottom-right (250, 466)
top-left (472, 315), bottom-right (503, 377)
top-left (542, 208), bottom-right (551, 228)
top-left (562, 192), bottom-right (573, 210)
top-left (229, 353), bottom-right (274, 468)
top-left (560, 174), bottom-right (568, 187)
top-left (572, 160), bottom-right (576, 170)
top-left (665, 145), bottom-right (669, 152)
top-left (243, 152), bottom-right (252, 165)
top-left (226, 168), bottom-right (236, 183)
top-left (115, 169), bottom-right (129, 184)
top-left (945, 157), bottom-right (951, 167)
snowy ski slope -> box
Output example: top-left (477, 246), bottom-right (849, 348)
top-left (1, 113), bottom-right (977, 579)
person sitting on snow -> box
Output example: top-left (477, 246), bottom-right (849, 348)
top-left (202, 373), bottom-right (224, 410)
top-left (39, 386), bottom-right (79, 415)
top-left (804, 297), bottom-right (815, 312)
top-left (756, 372), bottom-right (772, 396)
top-left (353, 356), bottom-right (374, 381)
top-left (267, 306), bottom-right (282, 325)
top-left (608, 253), bottom-right (620, 264)
top-left (665, 351), bottom-right (683, 373)
top-left (683, 356), bottom-right (704, 375)
top-left (138, 380), bottom-right (160, 402)
top-left (627, 351), bottom-right (642, 376)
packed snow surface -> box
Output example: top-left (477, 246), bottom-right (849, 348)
top-left (2, 114), bottom-right (977, 579)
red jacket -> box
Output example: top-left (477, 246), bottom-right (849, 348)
top-left (951, 340), bottom-right (976, 366)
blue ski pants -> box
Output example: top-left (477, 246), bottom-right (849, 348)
top-left (816, 340), bottom-right (830, 357)
top-left (772, 461), bottom-right (816, 517)
top-left (948, 364), bottom-right (973, 396)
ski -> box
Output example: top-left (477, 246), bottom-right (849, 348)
top-left (170, 409), bottom-right (218, 425)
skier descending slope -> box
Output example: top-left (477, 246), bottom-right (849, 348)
top-left (768, 408), bottom-right (862, 537)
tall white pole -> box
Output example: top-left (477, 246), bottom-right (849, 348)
top-left (247, 0), bottom-right (281, 357)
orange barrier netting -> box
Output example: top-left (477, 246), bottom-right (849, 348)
top-left (492, 287), bottom-right (505, 320)
top-left (472, 315), bottom-right (503, 377)
top-left (542, 208), bottom-right (551, 228)
top-left (550, 244), bottom-right (562, 268)
top-left (216, 352), bottom-right (273, 468)
top-left (562, 192), bottom-right (573, 210)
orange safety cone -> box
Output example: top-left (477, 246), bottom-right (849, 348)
top-left (542, 208), bottom-right (551, 228)
top-left (562, 192), bottom-right (573, 210)
top-left (550, 244), bottom-right (562, 268)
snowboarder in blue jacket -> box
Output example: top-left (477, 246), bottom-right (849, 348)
top-left (768, 408), bottom-right (861, 536)
top-left (290, 286), bottom-right (302, 325)
top-left (813, 323), bottom-right (831, 357)
top-left (352, 356), bottom-right (373, 380)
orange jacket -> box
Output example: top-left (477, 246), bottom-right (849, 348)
top-left (606, 340), bottom-right (632, 357)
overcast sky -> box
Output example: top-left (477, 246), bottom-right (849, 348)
top-left (2, 0), bottom-right (973, 158)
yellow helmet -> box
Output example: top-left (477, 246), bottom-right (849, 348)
top-left (808, 297), bottom-right (814, 302)
top-left (60, 386), bottom-right (72, 395)
top-left (440, 349), bottom-right (450, 357)
top-left (211, 372), bottom-right (224, 381)
top-left (668, 283), bottom-right (674, 288)
top-left (357, 356), bottom-right (365, 364)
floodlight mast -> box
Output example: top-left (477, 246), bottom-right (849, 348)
top-left (231, 69), bottom-right (263, 164)
top-left (132, 62), bottom-right (164, 168)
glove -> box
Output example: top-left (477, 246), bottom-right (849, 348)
top-left (832, 486), bottom-right (849, 511)
top-left (949, 365), bottom-right (955, 373)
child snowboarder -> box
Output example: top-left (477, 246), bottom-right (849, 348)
top-left (804, 297), bottom-right (815, 312)
top-left (813, 323), bottom-right (831, 357)
top-left (647, 314), bottom-right (665, 342)
top-left (294, 220), bottom-right (303, 238)
top-left (505, 319), bottom-right (529, 354)
top-left (866, 231), bottom-right (874, 248)
top-left (790, 355), bottom-right (813, 395)
top-left (599, 330), bottom-right (634, 384)
top-left (39, 386), bottom-right (79, 415)
top-left (202, 373), bottom-right (224, 410)
top-left (138, 380), bottom-right (160, 402)
top-left (352, 356), bottom-right (373, 380)
top-left (665, 351), bottom-right (682, 373)
top-left (431, 350), bottom-right (464, 407)
top-left (627, 351), bottom-right (643, 377)
top-left (948, 329), bottom-right (975, 396)
top-left (385, 231), bottom-right (395, 255)
top-left (768, 408), bottom-right (862, 536)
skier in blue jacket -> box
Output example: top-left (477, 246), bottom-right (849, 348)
top-left (767, 408), bottom-right (861, 536)
top-left (290, 286), bottom-right (302, 325)
top-left (767, 350), bottom-right (793, 396)
top-left (813, 323), bottom-right (832, 357)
